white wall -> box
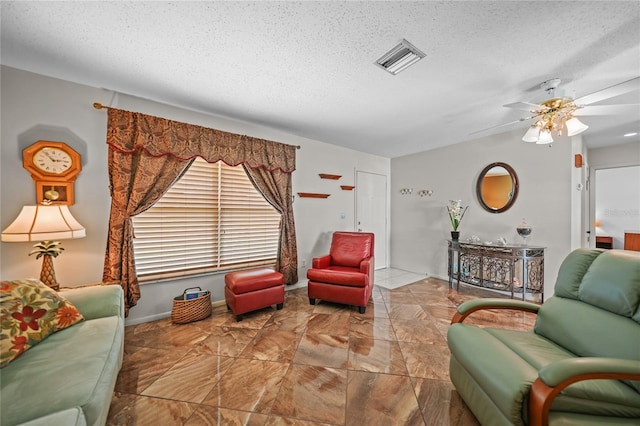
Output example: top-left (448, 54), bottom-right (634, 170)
top-left (389, 129), bottom-right (573, 299)
top-left (0, 66), bottom-right (389, 325)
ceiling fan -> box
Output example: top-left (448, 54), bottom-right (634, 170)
top-left (475, 76), bottom-right (640, 144)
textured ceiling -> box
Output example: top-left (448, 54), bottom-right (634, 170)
top-left (1, 1), bottom-right (639, 158)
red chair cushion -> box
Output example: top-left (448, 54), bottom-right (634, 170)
top-left (225, 268), bottom-right (284, 294)
top-left (307, 266), bottom-right (368, 287)
top-left (330, 232), bottom-right (373, 267)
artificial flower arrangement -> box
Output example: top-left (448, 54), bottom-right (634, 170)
top-left (447, 200), bottom-right (468, 231)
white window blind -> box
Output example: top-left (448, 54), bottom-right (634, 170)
top-left (132, 158), bottom-right (281, 281)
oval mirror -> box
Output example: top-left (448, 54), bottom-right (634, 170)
top-left (476, 162), bottom-right (519, 213)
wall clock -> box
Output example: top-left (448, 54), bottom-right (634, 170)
top-left (23, 140), bottom-right (82, 205)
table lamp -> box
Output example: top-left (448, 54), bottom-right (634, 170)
top-left (1, 203), bottom-right (86, 291)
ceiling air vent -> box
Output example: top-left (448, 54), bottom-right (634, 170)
top-left (374, 39), bottom-right (426, 75)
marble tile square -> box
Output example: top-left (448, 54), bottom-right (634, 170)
top-left (265, 416), bottom-right (333, 425)
top-left (383, 291), bottom-right (424, 305)
top-left (391, 318), bottom-right (447, 344)
top-left (193, 326), bottom-right (258, 357)
top-left (240, 329), bottom-right (301, 361)
top-left (221, 307), bottom-right (276, 329)
top-left (263, 308), bottom-right (313, 332)
top-left (271, 365), bottom-right (347, 424)
top-left (349, 316), bottom-right (396, 341)
top-left (115, 345), bottom-right (187, 394)
top-left (293, 333), bottom-right (349, 368)
top-left (128, 322), bottom-right (211, 349)
top-left (370, 287), bottom-right (386, 302)
top-left (142, 351), bottom-right (234, 403)
top-left (305, 312), bottom-right (350, 336)
top-left (400, 341), bottom-right (451, 380)
top-left (387, 303), bottom-right (430, 320)
top-left (411, 377), bottom-right (480, 426)
top-left (345, 370), bottom-right (424, 425)
top-left (185, 406), bottom-right (269, 426)
top-left (201, 358), bottom-right (288, 414)
top-left (422, 304), bottom-right (459, 325)
top-left (107, 392), bottom-right (198, 426)
top-left (312, 300), bottom-right (353, 314)
top-left (347, 337), bottom-right (407, 375)
top-left (355, 301), bottom-right (389, 318)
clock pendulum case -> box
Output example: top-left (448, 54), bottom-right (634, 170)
top-left (22, 140), bottom-right (82, 205)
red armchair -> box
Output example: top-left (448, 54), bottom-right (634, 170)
top-left (306, 232), bottom-right (375, 313)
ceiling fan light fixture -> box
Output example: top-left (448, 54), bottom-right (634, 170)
top-left (565, 117), bottom-right (589, 136)
top-left (536, 129), bottom-right (554, 144)
top-left (374, 39), bottom-right (426, 75)
top-left (522, 125), bottom-right (541, 142)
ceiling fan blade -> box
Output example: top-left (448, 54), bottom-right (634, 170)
top-left (470, 115), bottom-right (538, 135)
top-left (574, 104), bottom-right (640, 116)
top-left (503, 101), bottom-right (546, 112)
top-left (573, 76), bottom-right (640, 105)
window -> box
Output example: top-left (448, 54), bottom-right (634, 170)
top-left (132, 158), bottom-right (281, 281)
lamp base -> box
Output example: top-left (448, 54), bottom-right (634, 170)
top-left (40, 255), bottom-right (60, 291)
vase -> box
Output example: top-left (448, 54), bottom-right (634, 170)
top-left (451, 231), bottom-right (460, 241)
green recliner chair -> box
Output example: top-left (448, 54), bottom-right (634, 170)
top-left (448, 249), bottom-right (640, 426)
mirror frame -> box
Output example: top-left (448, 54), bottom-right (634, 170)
top-left (476, 162), bottom-right (519, 214)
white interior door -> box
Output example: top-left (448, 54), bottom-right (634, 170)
top-left (355, 171), bottom-right (387, 269)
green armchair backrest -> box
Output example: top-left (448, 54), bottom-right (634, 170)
top-left (534, 249), bottom-right (640, 392)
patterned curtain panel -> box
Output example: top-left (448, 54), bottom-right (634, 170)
top-left (102, 108), bottom-right (297, 315)
top-left (243, 165), bottom-right (298, 285)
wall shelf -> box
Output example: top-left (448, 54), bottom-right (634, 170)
top-left (319, 174), bottom-right (341, 180)
top-left (297, 192), bottom-right (330, 199)
top-left (340, 185), bottom-right (355, 191)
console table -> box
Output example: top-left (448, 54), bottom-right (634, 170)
top-left (448, 240), bottom-right (545, 301)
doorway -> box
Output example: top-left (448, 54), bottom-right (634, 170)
top-left (355, 171), bottom-right (388, 269)
top-left (591, 165), bottom-right (640, 249)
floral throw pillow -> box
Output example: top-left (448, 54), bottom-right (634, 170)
top-left (1, 279), bottom-right (84, 368)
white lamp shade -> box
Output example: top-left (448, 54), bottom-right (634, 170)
top-left (536, 130), bottom-right (554, 144)
top-left (1, 205), bottom-right (86, 242)
top-left (522, 126), bottom-right (540, 142)
top-left (565, 117), bottom-right (589, 136)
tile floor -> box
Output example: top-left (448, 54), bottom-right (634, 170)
top-left (107, 269), bottom-right (536, 425)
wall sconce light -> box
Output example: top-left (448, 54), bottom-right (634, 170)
top-left (399, 188), bottom-right (413, 195)
top-left (418, 189), bottom-right (433, 197)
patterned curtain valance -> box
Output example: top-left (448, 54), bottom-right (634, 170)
top-left (106, 108), bottom-right (296, 173)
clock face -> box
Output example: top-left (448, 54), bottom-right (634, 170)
top-left (33, 147), bottom-right (73, 174)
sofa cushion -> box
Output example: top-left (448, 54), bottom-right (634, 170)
top-left (485, 328), bottom-right (640, 418)
top-left (18, 408), bottom-right (87, 426)
top-left (449, 324), bottom-right (640, 424)
top-left (0, 315), bottom-right (124, 426)
top-left (1, 279), bottom-right (84, 368)
top-left (578, 250), bottom-right (640, 321)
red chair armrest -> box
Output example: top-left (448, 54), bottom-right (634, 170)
top-left (360, 256), bottom-right (374, 277)
top-left (313, 255), bottom-right (331, 269)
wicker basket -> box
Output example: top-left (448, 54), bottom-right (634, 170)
top-left (171, 287), bottom-right (212, 324)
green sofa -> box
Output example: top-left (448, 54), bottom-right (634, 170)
top-left (1, 285), bottom-right (124, 426)
top-left (448, 249), bottom-right (640, 426)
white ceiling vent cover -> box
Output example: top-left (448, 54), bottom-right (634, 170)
top-left (374, 39), bottom-right (426, 75)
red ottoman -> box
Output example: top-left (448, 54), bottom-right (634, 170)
top-left (225, 267), bottom-right (284, 321)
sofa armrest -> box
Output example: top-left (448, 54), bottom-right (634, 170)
top-left (312, 255), bottom-right (331, 269)
top-left (529, 358), bottom-right (640, 426)
top-left (59, 285), bottom-right (124, 320)
top-left (451, 298), bottom-right (540, 324)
